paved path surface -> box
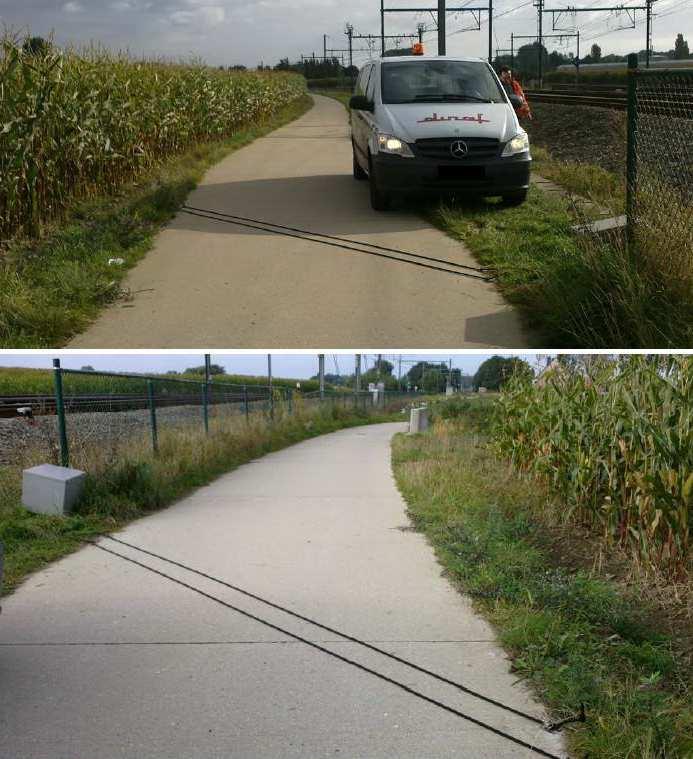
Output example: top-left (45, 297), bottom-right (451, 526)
top-left (0, 424), bottom-right (563, 759)
top-left (70, 96), bottom-right (528, 348)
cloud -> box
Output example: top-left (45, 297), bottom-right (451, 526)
top-left (63, 1), bottom-right (82, 11)
top-left (170, 3), bottom-right (225, 26)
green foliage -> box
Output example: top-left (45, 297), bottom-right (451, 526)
top-left (393, 417), bottom-right (693, 758)
top-left (493, 356), bottom-right (693, 575)
top-left (0, 366), bottom-right (323, 395)
top-left (472, 356), bottom-right (532, 391)
top-left (0, 94), bottom-right (312, 347)
top-left (0, 36), bottom-right (306, 243)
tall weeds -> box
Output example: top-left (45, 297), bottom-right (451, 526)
top-left (493, 356), bottom-right (692, 576)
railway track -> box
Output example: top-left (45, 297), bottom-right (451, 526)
top-left (525, 88), bottom-right (692, 117)
top-left (0, 392), bottom-right (269, 419)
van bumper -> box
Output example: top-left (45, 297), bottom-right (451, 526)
top-left (371, 152), bottom-right (531, 196)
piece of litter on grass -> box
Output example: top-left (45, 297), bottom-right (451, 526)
top-left (108, 257), bottom-right (125, 265)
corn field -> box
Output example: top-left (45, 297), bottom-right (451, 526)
top-left (493, 356), bottom-right (692, 576)
top-left (0, 37), bottom-right (306, 243)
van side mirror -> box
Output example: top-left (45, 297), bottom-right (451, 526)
top-left (349, 95), bottom-right (374, 112)
top-left (508, 93), bottom-right (523, 109)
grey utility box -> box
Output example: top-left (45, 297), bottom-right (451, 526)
top-left (22, 464), bottom-right (86, 516)
top-left (409, 407), bottom-right (429, 434)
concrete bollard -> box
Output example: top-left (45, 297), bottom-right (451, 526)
top-left (22, 464), bottom-right (86, 516)
top-left (408, 407), bottom-right (429, 434)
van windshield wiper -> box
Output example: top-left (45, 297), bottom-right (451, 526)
top-left (413, 93), bottom-right (494, 103)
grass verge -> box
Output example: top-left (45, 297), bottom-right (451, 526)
top-left (0, 400), bottom-right (402, 596)
top-left (313, 88), bottom-right (352, 110)
top-left (0, 94), bottom-right (313, 348)
top-left (432, 184), bottom-right (693, 347)
top-left (531, 146), bottom-right (625, 214)
top-left (392, 407), bottom-right (693, 758)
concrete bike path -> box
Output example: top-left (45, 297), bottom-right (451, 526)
top-left (69, 96), bottom-right (528, 348)
top-left (0, 424), bottom-right (563, 759)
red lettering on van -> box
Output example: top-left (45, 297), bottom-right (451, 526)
top-left (417, 112), bottom-right (490, 124)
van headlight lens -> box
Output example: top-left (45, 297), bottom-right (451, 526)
top-left (502, 131), bottom-right (530, 157)
top-left (377, 133), bottom-right (414, 158)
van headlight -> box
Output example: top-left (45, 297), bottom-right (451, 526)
top-left (376, 132), bottom-right (414, 158)
top-left (501, 132), bottom-right (529, 157)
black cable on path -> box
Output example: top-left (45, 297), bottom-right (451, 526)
top-left (182, 204), bottom-right (491, 275)
top-left (87, 540), bottom-right (564, 759)
top-left (179, 207), bottom-right (493, 283)
top-left (100, 533), bottom-right (546, 728)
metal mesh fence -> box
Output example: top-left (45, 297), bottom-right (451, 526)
top-left (627, 60), bottom-right (693, 259)
top-left (0, 363), bottom-right (418, 472)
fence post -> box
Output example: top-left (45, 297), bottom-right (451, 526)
top-left (243, 384), bottom-right (250, 422)
top-left (202, 381), bottom-right (210, 436)
top-left (626, 52), bottom-right (638, 250)
top-left (288, 388), bottom-right (293, 416)
top-left (52, 358), bottom-right (69, 467)
top-left (147, 380), bottom-right (159, 454)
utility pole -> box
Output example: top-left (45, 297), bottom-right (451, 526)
top-left (488, 0), bottom-right (493, 63)
top-left (267, 354), bottom-right (273, 421)
top-left (382, 3), bottom-right (493, 59)
top-left (417, 22), bottom-right (426, 44)
top-left (345, 23), bottom-right (354, 69)
top-left (438, 0), bottom-right (446, 55)
top-left (398, 356), bottom-right (402, 389)
top-left (376, 354), bottom-right (382, 382)
top-left (645, 0), bottom-right (652, 67)
top-left (323, 34), bottom-right (328, 62)
top-left (355, 354), bottom-right (361, 393)
top-left (318, 354), bottom-right (325, 399)
top-left (537, 0), bottom-right (544, 85)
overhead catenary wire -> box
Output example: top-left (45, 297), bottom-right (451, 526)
top-left (86, 539), bottom-right (566, 759)
top-left (179, 205), bottom-right (494, 282)
top-left (99, 533), bottom-right (565, 730)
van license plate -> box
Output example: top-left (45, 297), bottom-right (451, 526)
top-left (438, 165), bottom-right (486, 180)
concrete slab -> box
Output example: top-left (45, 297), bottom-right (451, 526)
top-left (69, 96), bottom-right (528, 349)
top-left (0, 424), bottom-right (565, 759)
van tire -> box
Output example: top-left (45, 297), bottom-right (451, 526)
top-left (502, 189), bottom-right (528, 206)
top-left (368, 157), bottom-right (390, 211)
top-left (353, 146), bottom-right (368, 180)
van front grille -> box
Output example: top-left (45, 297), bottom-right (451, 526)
top-left (414, 137), bottom-right (500, 160)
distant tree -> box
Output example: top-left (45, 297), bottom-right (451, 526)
top-left (22, 36), bottom-right (50, 56)
top-left (183, 364), bottom-right (226, 376)
top-left (674, 33), bottom-right (690, 59)
top-left (310, 372), bottom-right (347, 386)
top-left (472, 356), bottom-right (532, 391)
top-left (515, 42), bottom-right (549, 80)
top-left (230, 64), bottom-right (247, 71)
top-left (80, 365), bottom-right (95, 372)
top-left (590, 43), bottom-right (602, 60)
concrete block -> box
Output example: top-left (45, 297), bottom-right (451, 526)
top-left (22, 464), bottom-right (86, 516)
top-left (408, 407), bottom-right (429, 434)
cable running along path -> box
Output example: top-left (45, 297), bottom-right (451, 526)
top-left (0, 424), bottom-right (565, 758)
top-left (69, 95), bottom-right (528, 348)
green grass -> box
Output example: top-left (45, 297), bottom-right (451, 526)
top-left (0, 365), bottom-right (326, 395)
top-left (432, 185), bottom-right (693, 347)
top-left (532, 146), bottom-right (625, 214)
top-left (392, 411), bottom-right (693, 758)
top-left (0, 400), bottom-right (403, 596)
top-left (0, 94), bottom-right (313, 348)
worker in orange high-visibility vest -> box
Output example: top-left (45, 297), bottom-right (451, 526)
top-left (499, 66), bottom-right (532, 121)
top-left (412, 42), bottom-right (424, 55)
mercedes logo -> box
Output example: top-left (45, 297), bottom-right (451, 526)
top-left (450, 140), bottom-right (468, 159)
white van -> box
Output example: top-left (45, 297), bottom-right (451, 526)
top-left (349, 56), bottom-right (531, 210)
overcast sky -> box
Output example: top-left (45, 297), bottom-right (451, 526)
top-left (0, 352), bottom-right (548, 378)
top-left (1, 0), bottom-right (688, 68)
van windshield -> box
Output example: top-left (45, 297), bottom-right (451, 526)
top-left (381, 60), bottom-right (505, 104)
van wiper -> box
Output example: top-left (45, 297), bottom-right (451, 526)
top-left (414, 94), bottom-right (493, 103)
